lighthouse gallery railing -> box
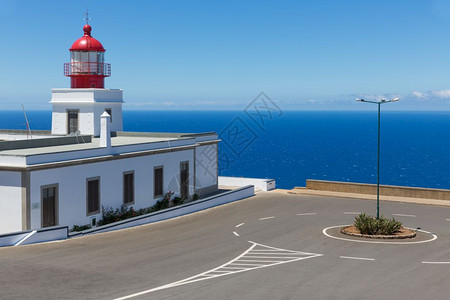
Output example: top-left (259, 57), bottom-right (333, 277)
top-left (64, 62), bottom-right (111, 76)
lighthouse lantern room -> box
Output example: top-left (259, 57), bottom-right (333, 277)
top-left (51, 16), bottom-right (123, 137)
top-left (64, 24), bottom-right (110, 89)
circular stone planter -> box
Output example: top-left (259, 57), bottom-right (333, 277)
top-left (341, 225), bottom-right (417, 239)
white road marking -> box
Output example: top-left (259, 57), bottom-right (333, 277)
top-left (393, 214), bottom-right (416, 218)
top-left (245, 256), bottom-right (311, 259)
top-left (251, 249), bottom-right (284, 252)
top-left (259, 216), bottom-right (275, 220)
top-left (296, 213), bottom-right (317, 216)
top-left (247, 252), bottom-right (307, 255)
top-left (113, 241), bottom-right (322, 300)
top-left (446, 219), bottom-right (450, 221)
top-left (343, 212), bottom-right (361, 215)
top-left (340, 256), bottom-right (375, 261)
top-left (239, 259), bottom-right (285, 263)
top-left (235, 223), bottom-right (245, 228)
top-left (229, 263), bottom-right (265, 266)
top-left (323, 225), bottom-right (437, 244)
top-left (233, 231), bottom-right (240, 237)
top-left (422, 261), bottom-right (450, 264)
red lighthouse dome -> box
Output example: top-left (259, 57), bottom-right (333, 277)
top-left (64, 23), bottom-right (111, 88)
top-left (70, 24), bottom-right (105, 52)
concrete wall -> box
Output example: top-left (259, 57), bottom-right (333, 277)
top-left (0, 133), bottom-right (53, 141)
top-left (0, 226), bottom-right (68, 247)
top-left (0, 171), bottom-right (22, 234)
top-left (305, 179), bottom-right (450, 200)
top-left (0, 135), bottom-right (91, 151)
top-left (219, 176), bottom-right (276, 192)
top-left (29, 149), bottom-right (195, 230)
top-left (79, 185), bottom-right (254, 235)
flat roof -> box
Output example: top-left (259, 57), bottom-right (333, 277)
top-left (0, 130), bottom-right (219, 168)
top-left (0, 136), bottom-right (179, 156)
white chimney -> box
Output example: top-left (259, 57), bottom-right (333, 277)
top-left (100, 111), bottom-right (111, 148)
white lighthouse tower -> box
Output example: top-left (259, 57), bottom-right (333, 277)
top-left (50, 16), bottom-right (123, 136)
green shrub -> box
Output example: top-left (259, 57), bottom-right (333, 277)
top-left (192, 193), bottom-right (199, 201)
top-left (98, 205), bottom-right (140, 226)
top-left (172, 196), bottom-right (184, 206)
top-left (72, 224), bottom-right (91, 232)
top-left (152, 198), bottom-right (169, 211)
top-left (95, 191), bottom-right (188, 226)
top-left (354, 213), bottom-right (402, 235)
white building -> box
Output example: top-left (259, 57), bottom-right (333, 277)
top-left (0, 21), bottom-right (218, 234)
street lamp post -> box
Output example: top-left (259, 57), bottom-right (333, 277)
top-left (356, 97), bottom-right (399, 219)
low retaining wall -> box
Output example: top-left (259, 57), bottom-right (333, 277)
top-left (0, 186), bottom-right (254, 246)
top-left (218, 176), bottom-right (275, 191)
top-left (0, 185), bottom-right (254, 247)
top-left (20, 226), bottom-right (68, 246)
top-left (72, 185), bottom-right (255, 236)
top-left (304, 180), bottom-right (450, 200)
top-left (0, 226), bottom-right (68, 247)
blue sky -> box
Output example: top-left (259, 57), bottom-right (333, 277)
top-left (2, 0), bottom-right (450, 110)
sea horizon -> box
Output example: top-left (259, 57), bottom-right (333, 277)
top-left (1, 110), bottom-right (449, 190)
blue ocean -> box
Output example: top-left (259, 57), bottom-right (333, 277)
top-left (1, 110), bottom-right (449, 190)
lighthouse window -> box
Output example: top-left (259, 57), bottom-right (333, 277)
top-left (105, 108), bottom-right (112, 122)
top-left (67, 109), bottom-right (79, 134)
top-left (97, 52), bottom-right (104, 62)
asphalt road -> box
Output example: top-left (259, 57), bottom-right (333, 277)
top-left (1, 191), bottom-right (450, 300)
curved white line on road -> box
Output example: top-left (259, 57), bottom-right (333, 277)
top-left (233, 231), bottom-right (240, 237)
top-left (296, 213), bottom-right (317, 216)
top-left (422, 261), bottom-right (450, 264)
top-left (323, 225), bottom-right (437, 244)
top-left (235, 223), bottom-right (245, 228)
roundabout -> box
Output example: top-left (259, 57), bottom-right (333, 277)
top-left (323, 224), bottom-right (437, 244)
top-left (340, 225), bottom-right (417, 239)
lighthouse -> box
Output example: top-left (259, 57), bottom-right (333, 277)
top-left (0, 16), bottom-right (219, 236)
top-left (50, 19), bottom-right (123, 136)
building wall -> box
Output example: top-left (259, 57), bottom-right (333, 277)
top-left (28, 149), bottom-right (194, 229)
top-left (195, 144), bottom-right (218, 196)
top-left (52, 103), bottom-right (94, 135)
top-left (93, 103), bottom-right (123, 135)
top-left (51, 89), bottom-right (123, 136)
top-left (0, 171), bottom-right (22, 234)
top-left (52, 103), bottom-right (123, 136)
